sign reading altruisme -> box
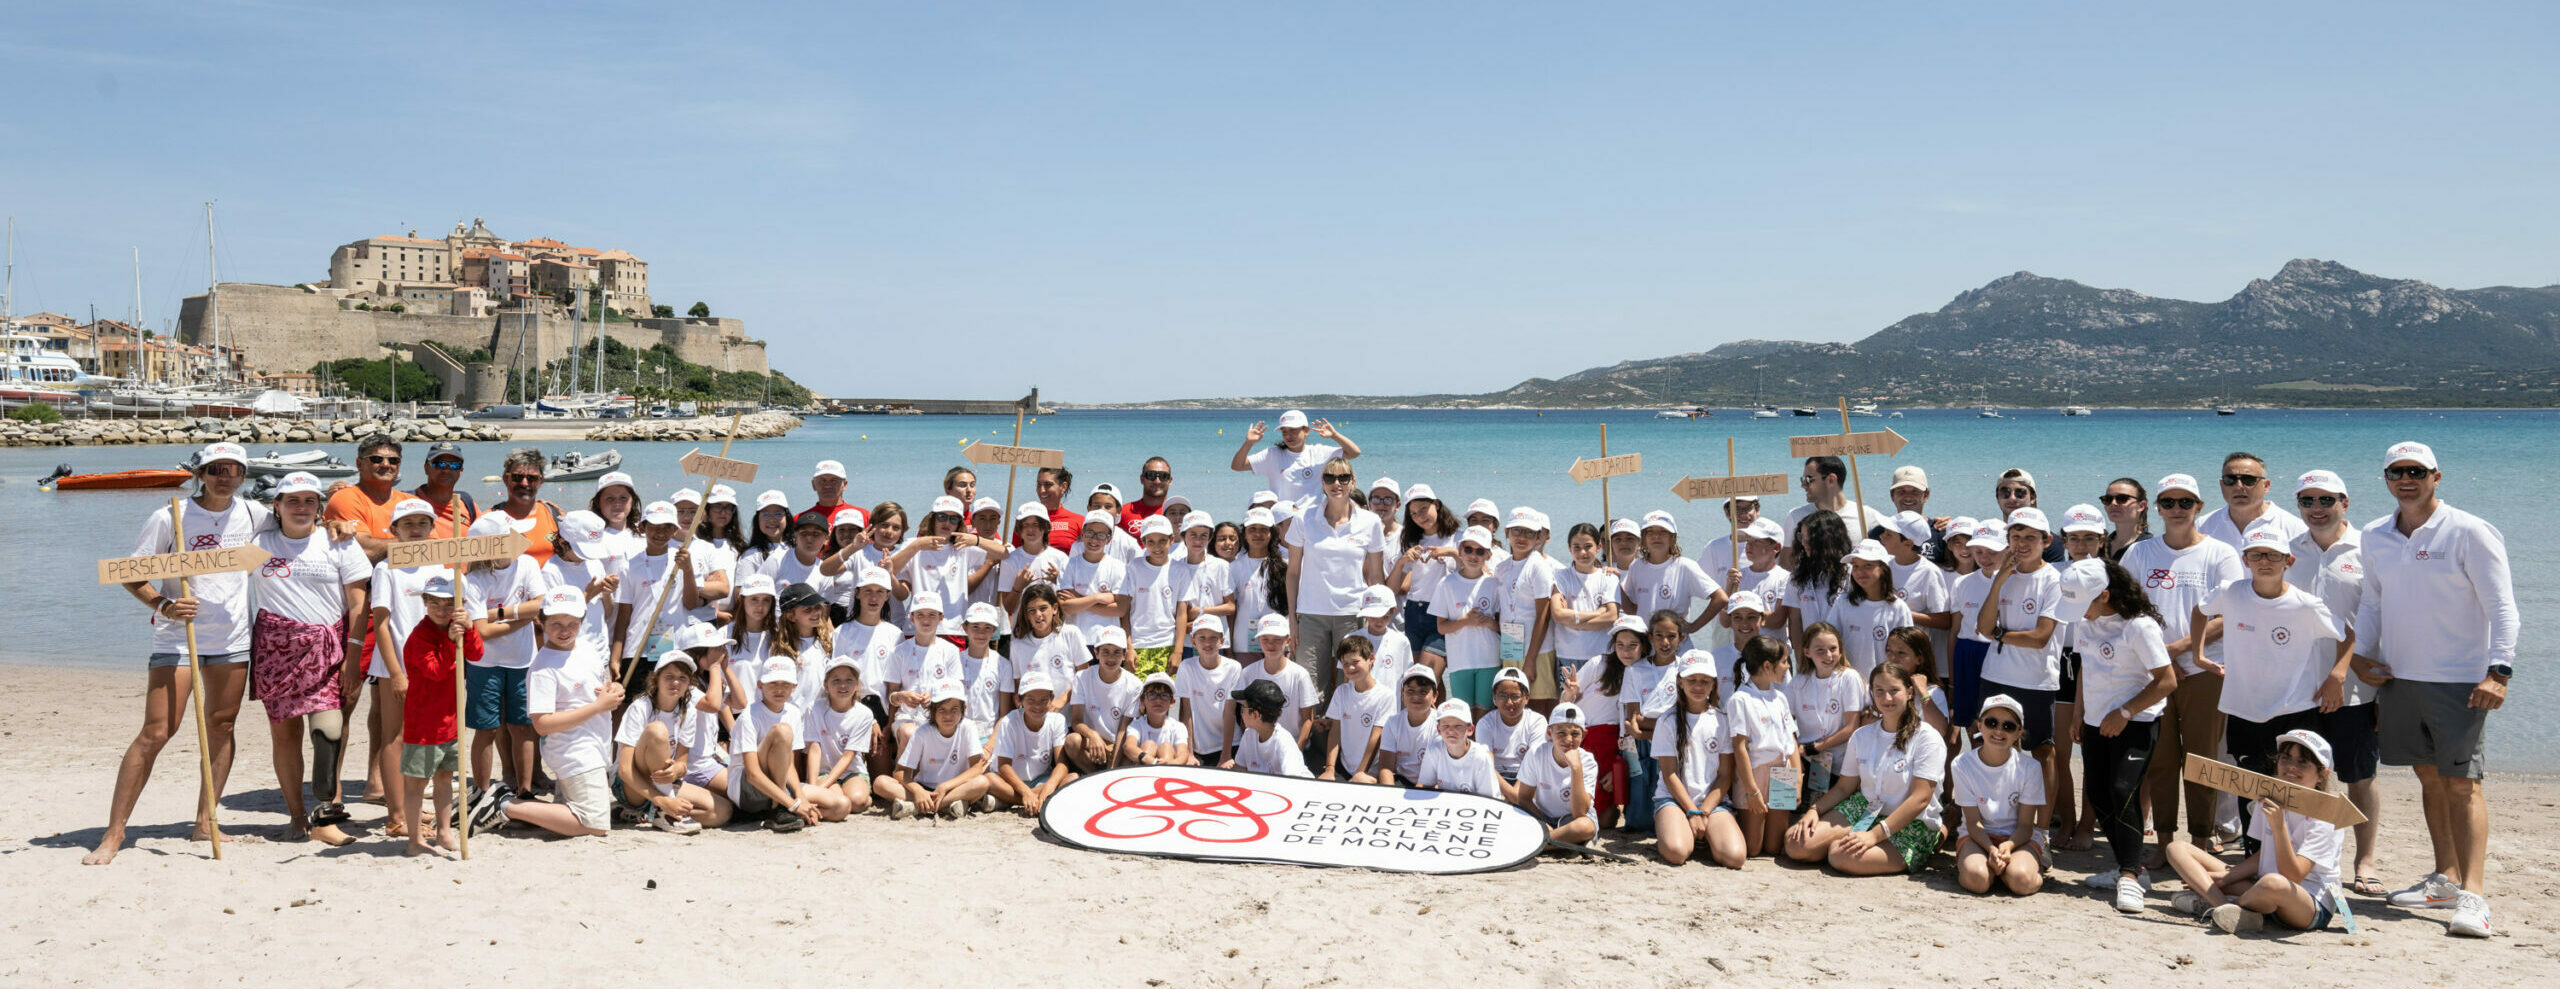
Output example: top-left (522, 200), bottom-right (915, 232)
top-left (1040, 766), bottom-right (1547, 875)
top-left (2183, 754), bottom-right (2369, 828)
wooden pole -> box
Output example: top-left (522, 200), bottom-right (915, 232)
top-left (1838, 398), bottom-right (1867, 538)
top-left (165, 497), bottom-right (225, 861)
top-left (1598, 423), bottom-right (1611, 525)
top-left (449, 494), bottom-right (472, 861)
top-left (1003, 407), bottom-right (1024, 545)
top-left (1725, 437), bottom-right (1741, 588)
top-left (620, 411), bottom-right (744, 683)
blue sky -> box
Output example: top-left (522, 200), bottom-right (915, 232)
top-left (4, 2), bottom-right (2553, 402)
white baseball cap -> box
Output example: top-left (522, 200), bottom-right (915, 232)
top-left (2061, 504), bottom-right (2106, 535)
top-left (1162, 494), bottom-right (1192, 511)
top-left (1402, 666), bottom-right (1439, 686)
top-left (2276, 728), bottom-right (2335, 770)
top-left (1549, 703), bottom-right (1587, 727)
top-left (2295, 469), bottom-right (2348, 496)
top-left (1369, 477), bottom-right (1400, 498)
top-left (755, 489), bottom-right (792, 511)
top-left (2383, 441), bottom-right (2436, 471)
top-left (963, 602), bottom-right (1005, 627)
top-left (813, 459), bottom-right (849, 480)
top-left (1946, 516), bottom-right (1979, 539)
top-left (1889, 465), bottom-right (1929, 492)
top-left (1272, 502), bottom-right (1299, 522)
top-left (708, 485), bottom-right (739, 507)
top-left (670, 487), bottom-right (703, 506)
top-left (1971, 521), bottom-right (2009, 551)
top-left (673, 620), bottom-right (725, 651)
top-left (855, 566), bottom-right (893, 590)
top-left (658, 650), bottom-right (701, 674)
top-left (595, 471), bottom-right (636, 494)
top-left (1082, 509), bottom-right (1117, 531)
top-left (1492, 667), bottom-right (1531, 691)
top-left (1891, 510), bottom-right (1932, 545)
top-left (273, 471), bottom-right (326, 498)
top-left (539, 584), bottom-right (587, 618)
top-left (2006, 507), bottom-right (2051, 535)
top-left (2056, 558), bottom-right (2108, 618)
top-left (1243, 507), bottom-right (1276, 528)
top-left (1357, 585), bottom-right (1397, 618)
top-left (908, 591), bottom-right (945, 616)
top-left (468, 510), bottom-right (535, 538)
top-left (390, 498), bottom-right (436, 524)
top-left (2000, 468), bottom-right (2038, 492)
top-left (1458, 525), bottom-right (1495, 549)
top-left (419, 571), bottom-right (456, 598)
top-left (1726, 591), bottom-right (1769, 615)
top-left (1093, 626), bottom-right (1131, 649)
top-left (929, 495), bottom-right (965, 517)
top-left (758, 656), bottom-right (800, 685)
top-left (1610, 615), bottom-right (1649, 637)
top-left (1016, 671), bottom-right (1056, 697)
top-left (822, 653), bottom-right (860, 676)
top-left (2240, 523), bottom-right (2293, 556)
top-left (1189, 614), bottom-right (1228, 637)
top-left (1848, 538), bottom-right (1891, 563)
top-left (195, 442), bottom-right (248, 467)
top-left (1181, 511), bottom-right (1214, 532)
top-left (1403, 483), bottom-right (1438, 504)
top-left (1141, 671), bottom-right (1177, 692)
top-left (1092, 482), bottom-right (1123, 501)
top-left (1249, 490), bottom-right (1279, 507)
top-left (1641, 510), bottom-right (1678, 534)
top-left (737, 573), bottom-right (776, 598)
top-left (1675, 656), bottom-right (1717, 680)
top-left (1607, 518), bottom-right (1639, 538)
top-left (1016, 501), bottom-right (1048, 522)
top-left (642, 501), bottom-right (679, 526)
top-left (1742, 517), bottom-right (1784, 542)
top-left (927, 681), bottom-right (966, 705)
top-left (1139, 515), bottom-right (1174, 538)
top-left (1277, 410), bottom-right (1309, 429)
top-left (1506, 506), bottom-right (1543, 532)
top-left (1465, 498), bottom-right (1499, 519)
top-left (1255, 613), bottom-right (1292, 640)
top-left (2156, 473), bottom-right (2203, 498)
top-left (1434, 699), bottom-right (1473, 724)
top-left (556, 509), bottom-right (610, 558)
top-left (1979, 693), bottom-right (2025, 720)
top-left (970, 496), bottom-right (1002, 516)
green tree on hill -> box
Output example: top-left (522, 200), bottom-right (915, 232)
top-left (688, 301), bottom-right (710, 318)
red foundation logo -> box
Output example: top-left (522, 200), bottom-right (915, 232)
top-left (2146, 568), bottom-right (2173, 589)
top-left (1083, 774), bottom-right (1292, 844)
top-left (190, 534), bottom-right (222, 551)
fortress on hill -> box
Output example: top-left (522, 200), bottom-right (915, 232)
top-left (176, 217), bottom-right (769, 403)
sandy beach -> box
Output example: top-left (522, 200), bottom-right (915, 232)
top-left (3, 662), bottom-right (2550, 987)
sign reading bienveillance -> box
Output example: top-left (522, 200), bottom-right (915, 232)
top-left (1038, 766), bottom-right (1548, 875)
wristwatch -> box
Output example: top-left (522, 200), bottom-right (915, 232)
top-left (2488, 664), bottom-right (2512, 683)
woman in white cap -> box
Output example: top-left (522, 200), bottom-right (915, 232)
top-left (586, 470), bottom-right (643, 561)
top-left (363, 497), bottom-right (445, 843)
top-left (88, 442), bottom-right (269, 864)
top-left (1620, 510), bottom-right (1722, 654)
top-left (1785, 660), bottom-right (1946, 877)
top-left (1229, 410), bottom-right (1360, 509)
top-left (1283, 456), bottom-right (1389, 700)
top-left (2118, 473), bottom-right (2244, 861)
top-left (247, 470), bottom-right (371, 845)
top-left (1653, 658), bottom-right (1744, 869)
top-left (1388, 484), bottom-right (1460, 672)
top-left (1516, 703), bottom-right (1602, 845)
top-left (2161, 729), bottom-right (2344, 934)
top-left (739, 489), bottom-right (797, 577)
top-left (1833, 539), bottom-right (1914, 678)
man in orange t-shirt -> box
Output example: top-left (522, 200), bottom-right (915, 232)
top-left (325, 433), bottom-right (410, 557)
top-left (487, 448), bottom-right (559, 566)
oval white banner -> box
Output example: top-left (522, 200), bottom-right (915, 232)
top-left (1038, 765), bottom-right (1549, 875)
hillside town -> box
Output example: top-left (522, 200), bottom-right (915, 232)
top-left (321, 217), bottom-right (652, 318)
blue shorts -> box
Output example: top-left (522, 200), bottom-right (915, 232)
top-left (466, 665), bottom-right (530, 729)
top-left (1402, 600), bottom-right (1445, 656)
top-left (149, 650), bottom-right (249, 670)
top-left (1446, 667), bottom-right (1496, 709)
top-left (1649, 792), bottom-right (1735, 818)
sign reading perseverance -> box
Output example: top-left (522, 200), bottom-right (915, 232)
top-left (1039, 766), bottom-right (1547, 875)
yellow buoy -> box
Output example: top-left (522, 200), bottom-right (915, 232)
top-left (860, 435), bottom-right (867, 440)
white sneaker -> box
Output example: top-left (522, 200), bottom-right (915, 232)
top-left (2209, 903), bottom-right (2264, 934)
top-left (887, 799), bottom-right (917, 821)
top-left (2448, 891), bottom-right (2494, 937)
top-left (2389, 872), bottom-right (2461, 910)
top-left (2170, 891), bottom-right (2210, 917)
top-left (2088, 868), bottom-right (2150, 893)
top-left (2114, 875), bottom-right (2148, 913)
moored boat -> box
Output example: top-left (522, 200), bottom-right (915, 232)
top-left (40, 465), bottom-right (195, 490)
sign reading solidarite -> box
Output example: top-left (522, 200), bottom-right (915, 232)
top-left (1567, 452), bottom-right (1642, 484)
top-left (963, 441), bottom-right (1066, 469)
top-left (385, 533), bottom-right (537, 570)
top-left (1039, 766), bottom-right (1547, 875)
top-left (97, 544), bottom-right (273, 585)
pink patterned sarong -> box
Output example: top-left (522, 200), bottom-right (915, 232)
top-left (251, 610), bottom-right (347, 722)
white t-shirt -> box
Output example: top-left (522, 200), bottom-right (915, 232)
top-left (999, 546), bottom-right (1069, 603)
top-left (2118, 535), bottom-right (2245, 675)
top-left (1571, 659), bottom-right (1627, 727)
top-left (615, 689), bottom-right (722, 784)
top-left (1169, 554), bottom-right (1232, 618)
top-left (1430, 570), bottom-right (1504, 671)
top-left (1782, 572), bottom-right (1845, 637)
top-left (1517, 741), bottom-right (1600, 821)
top-left (951, 647), bottom-right (1003, 737)
top-left (542, 555), bottom-right (619, 656)
top-left (2201, 504), bottom-right (2307, 553)
top-left (888, 637), bottom-right (961, 722)
top-left (1325, 681), bottom-right (1399, 774)
top-left (1786, 668), bottom-right (1867, 745)
top-left (250, 529), bottom-right (369, 627)
top-left (1831, 594), bottom-right (1914, 678)
top-left (731, 697), bottom-right (807, 801)
top-left (1379, 710), bottom-right (1438, 780)
top-left (1724, 683), bottom-right (1798, 768)
top-left (133, 497), bottom-right (270, 655)
top-left (1350, 627), bottom-right (1415, 685)
top-left (1003, 626), bottom-right (1088, 704)
top-left (1495, 552), bottom-right (1560, 648)
top-left (1951, 747), bottom-right (2045, 835)
top-left (993, 710), bottom-right (1066, 781)
top-left (462, 558), bottom-right (551, 670)
top-left (1890, 558), bottom-right (1950, 616)
top-left (1124, 557), bottom-right (1182, 649)
top-left (1284, 506), bottom-right (1388, 616)
top-left (2287, 529), bottom-right (2371, 705)
top-left (1845, 720), bottom-right (1948, 832)
top-left (1697, 534), bottom-right (1750, 588)
top-left (366, 563), bottom-right (447, 678)
top-left (1176, 655), bottom-right (1246, 754)
top-left (2251, 808), bottom-right (2344, 909)
top-left (525, 643), bottom-right (614, 778)
top-left (1396, 532), bottom-right (1456, 605)
top-left (2202, 579), bottom-right (2345, 723)
top-left (832, 619), bottom-right (903, 702)
top-left (1551, 566), bottom-right (1623, 660)
top-left (1232, 724), bottom-right (1311, 778)
top-left (1245, 440), bottom-right (1342, 509)
top-left (1128, 712), bottom-right (1190, 751)
top-left (1475, 709), bottom-right (1549, 776)
top-left (897, 721), bottom-right (984, 788)
top-left (1418, 740), bottom-right (1502, 799)
top-left (680, 536), bottom-right (736, 625)
top-left (1652, 707), bottom-right (1729, 803)
top-left (1982, 565), bottom-right (2063, 691)
top-left (763, 550), bottom-right (829, 600)
top-left (1783, 502), bottom-right (1891, 547)
top-left (802, 698), bottom-right (880, 771)
top-left (1057, 552), bottom-right (1129, 642)
top-left (1228, 553), bottom-right (1279, 650)
top-left (1240, 662), bottom-right (1321, 738)
top-left (614, 547), bottom-right (712, 658)
top-left (1623, 555), bottom-right (1713, 644)
top-left (1949, 571), bottom-right (1994, 644)
top-left (1071, 664), bottom-right (1143, 736)
top-left (2075, 614), bottom-right (2172, 725)
top-left (898, 541), bottom-right (977, 636)
top-left (1622, 659), bottom-right (1678, 726)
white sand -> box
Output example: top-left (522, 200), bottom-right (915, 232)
top-left (3, 663), bottom-right (2551, 986)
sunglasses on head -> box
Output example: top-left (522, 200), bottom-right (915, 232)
top-left (2099, 493), bottom-right (2140, 505)
top-left (2383, 465), bottom-right (2433, 480)
top-left (2221, 473), bottom-right (2265, 487)
top-left (1979, 718), bottom-right (2020, 733)
top-left (2296, 494), bottom-right (2340, 508)
top-left (1322, 473), bottom-right (1356, 484)
top-left (2156, 496), bottom-right (2200, 510)
top-left (365, 455), bottom-right (402, 465)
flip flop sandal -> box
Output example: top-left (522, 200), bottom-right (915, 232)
top-left (2347, 875), bottom-right (2388, 897)
top-left (383, 818), bottom-right (409, 839)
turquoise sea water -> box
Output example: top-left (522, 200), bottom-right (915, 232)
top-left (4, 407), bottom-right (2547, 768)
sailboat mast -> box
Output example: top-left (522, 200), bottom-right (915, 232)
top-left (4, 217), bottom-right (15, 328)
top-left (133, 248), bottom-right (151, 386)
top-left (204, 202), bottom-right (223, 382)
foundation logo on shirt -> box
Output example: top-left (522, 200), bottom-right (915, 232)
top-left (190, 533), bottom-right (222, 551)
top-left (260, 557), bottom-right (293, 578)
top-left (2021, 598), bottom-right (2039, 615)
top-left (2413, 549), bottom-right (2434, 561)
top-left (2270, 627), bottom-right (2292, 646)
top-left (2146, 568), bottom-right (2174, 590)
top-left (2098, 642), bottom-right (2116, 661)
top-left (1873, 624), bottom-right (1889, 641)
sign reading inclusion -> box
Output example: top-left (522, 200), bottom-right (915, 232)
top-left (1039, 766), bottom-right (1548, 875)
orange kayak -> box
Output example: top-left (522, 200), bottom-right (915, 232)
top-left (51, 468), bottom-right (194, 490)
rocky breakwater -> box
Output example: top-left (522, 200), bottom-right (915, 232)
top-left (577, 412), bottom-right (802, 443)
top-left (0, 415), bottom-right (512, 448)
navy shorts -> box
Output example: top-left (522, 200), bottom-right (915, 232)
top-left (1403, 600), bottom-right (1445, 656)
top-left (1980, 679), bottom-right (2056, 750)
top-left (466, 664), bottom-right (531, 729)
top-left (2322, 701), bottom-right (2380, 784)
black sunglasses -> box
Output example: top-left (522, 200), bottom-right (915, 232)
top-left (1459, 546), bottom-right (1490, 556)
top-left (1140, 471), bottom-right (1171, 481)
top-left (1980, 718), bottom-right (2021, 733)
top-left (365, 455), bottom-right (402, 465)
top-left (1322, 473), bottom-right (1357, 484)
top-left (2099, 493), bottom-right (2140, 505)
top-left (1996, 486), bottom-right (2033, 498)
top-left (427, 459), bottom-right (464, 470)
top-left (2383, 466), bottom-right (2434, 480)
top-left (2221, 473), bottom-right (2265, 487)
top-left (2156, 496), bottom-right (2200, 510)
top-left (2296, 494), bottom-right (2341, 508)
top-left (504, 473), bottom-right (543, 484)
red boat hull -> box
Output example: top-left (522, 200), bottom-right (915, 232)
top-left (53, 469), bottom-right (194, 490)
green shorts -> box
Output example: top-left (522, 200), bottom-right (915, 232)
top-left (1835, 792), bottom-right (1941, 874)
top-left (402, 740), bottom-right (459, 778)
top-left (1447, 667), bottom-right (1496, 709)
top-left (1130, 646), bottom-right (1174, 678)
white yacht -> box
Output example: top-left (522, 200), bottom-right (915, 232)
top-left (1849, 402), bottom-right (1882, 417)
top-left (2, 333), bottom-right (113, 406)
top-left (2062, 405), bottom-right (2094, 417)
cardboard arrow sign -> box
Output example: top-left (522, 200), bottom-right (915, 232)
top-left (98, 544), bottom-right (275, 585)
top-left (2182, 754), bottom-right (2369, 828)
top-left (1671, 472), bottom-right (1791, 502)
top-left (964, 441), bottom-right (1066, 470)
top-left (385, 532), bottom-right (538, 570)
top-left (679, 448), bottom-right (760, 484)
top-left (1789, 428), bottom-right (1909, 459)
top-left (1567, 452), bottom-right (1642, 484)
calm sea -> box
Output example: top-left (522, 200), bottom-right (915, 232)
top-left (6, 407), bottom-right (2548, 769)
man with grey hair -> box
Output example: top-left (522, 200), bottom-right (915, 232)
top-left (487, 448), bottom-right (559, 565)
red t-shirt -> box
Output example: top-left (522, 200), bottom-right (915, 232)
top-left (1119, 498), bottom-right (1166, 539)
top-left (1046, 504), bottom-right (1081, 552)
top-left (401, 618), bottom-right (484, 745)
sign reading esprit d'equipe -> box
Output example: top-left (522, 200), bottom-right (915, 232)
top-left (1039, 766), bottom-right (1547, 875)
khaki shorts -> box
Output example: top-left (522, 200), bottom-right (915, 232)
top-left (401, 740), bottom-right (459, 778)
top-left (555, 767), bottom-right (613, 831)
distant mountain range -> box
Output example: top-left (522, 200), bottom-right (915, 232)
top-left (1089, 260), bottom-right (2560, 409)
